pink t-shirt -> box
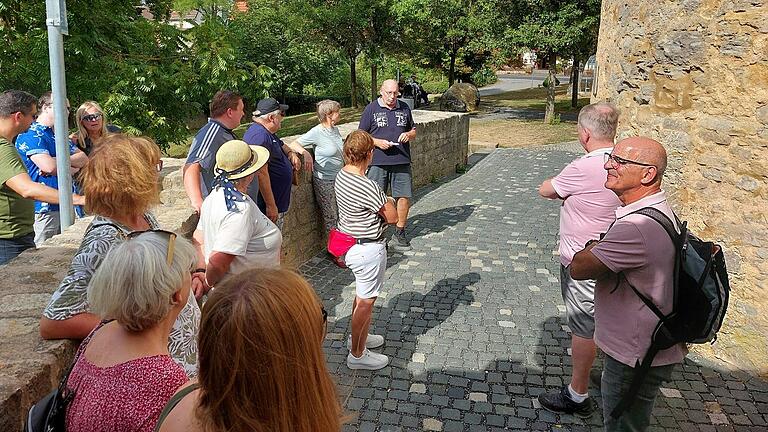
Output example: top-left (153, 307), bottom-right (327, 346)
top-left (551, 148), bottom-right (621, 266)
top-left (590, 191), bottom-right (688, 367)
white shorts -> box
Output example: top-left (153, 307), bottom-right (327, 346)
top-left (345, 242), bottom-right (387, 299)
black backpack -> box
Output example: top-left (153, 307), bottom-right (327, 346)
top-left (611, 207), bottom-right (730, 418)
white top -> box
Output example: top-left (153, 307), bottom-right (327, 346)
top-left (198, 187), bottom-right (282, 275)
top-left (296, 123), bottom-right (344, 180)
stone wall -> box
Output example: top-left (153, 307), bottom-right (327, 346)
top-left (594, 0), bottom-right (768, 374)
top-left (0, 110), bottom-right (468, 430)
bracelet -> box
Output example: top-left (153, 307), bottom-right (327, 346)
top-left (192, 268), bottom-right (206, 274)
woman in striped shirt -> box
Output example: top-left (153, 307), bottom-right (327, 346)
top-left (335, 130), bottom-right (397, 370)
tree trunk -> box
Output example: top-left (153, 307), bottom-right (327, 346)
top-left (448, 50), bottom-right (457, 87)
top-left (350, 55), bottom-right (358, 108)
top-left (571, 57), bottom-right (580, 108)
top-left (371, 62), bottom-right (378, 102)
top-left (544, 52), bottom-right (557, 123)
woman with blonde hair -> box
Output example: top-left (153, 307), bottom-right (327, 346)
top-left (40, 134), bottom-right (203, 377)
top-left (65, 232), bottom-right (195, 432)
top-left (73, 101), bottom-right (121, 155)
top-left (334, 130), bottom-right (397, 370)
top-left (156, 268), bottom-right (342, 432)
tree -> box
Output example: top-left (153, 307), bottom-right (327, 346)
top-left (394, 0), bottom-right (503, 86)
top-left (506, 0), bottom-right (601, 122)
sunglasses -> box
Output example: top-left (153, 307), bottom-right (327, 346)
top-left (126, 229), bottom-right (177, 265)
top-left (82, 113), bottom-right (103, 122)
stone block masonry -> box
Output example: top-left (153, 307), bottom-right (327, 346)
top-left (0, 110), bottom-right (467, 429)
top-left (594, 1), bottom-right (767, 373)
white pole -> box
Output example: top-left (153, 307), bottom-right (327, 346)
top-left (45, 0), bottom-right (74, 229)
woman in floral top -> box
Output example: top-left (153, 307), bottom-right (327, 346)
top-left (39, 134), bottom-right (203, 376)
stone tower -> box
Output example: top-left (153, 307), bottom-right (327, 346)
top-left (593, 0), bottom-right (767, 373)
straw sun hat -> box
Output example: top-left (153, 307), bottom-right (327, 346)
top-left (214, 140), bottom-right (269, 180)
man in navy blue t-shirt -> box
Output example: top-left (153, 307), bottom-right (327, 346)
top-left (243, 98), bottom-right (300, 230)
top-left (358, 79), bottom-right (417, 251)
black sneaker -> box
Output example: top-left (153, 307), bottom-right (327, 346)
top-left (538, 385), bottom-right (596, 418)
top-left (390, 230), bottom-right (412, 252)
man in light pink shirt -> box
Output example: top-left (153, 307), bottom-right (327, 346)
top-left (571, 137), bottom-right (687, 431)
top-left (538, 102), bottom-right (622, 418)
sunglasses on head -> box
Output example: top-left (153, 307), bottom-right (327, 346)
top-left (82, 113), bottom-right (102, 122)
top-left (126, 229), bottom-right (177, 265)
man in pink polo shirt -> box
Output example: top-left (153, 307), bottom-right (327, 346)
top-left (537, 102), bottom-right (622, 418)
top-left (570, 137), bottom-right (687, 431)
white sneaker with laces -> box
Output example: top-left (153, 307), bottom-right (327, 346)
top-left (347, 348), bottom-right (390, 370)
top-left (346, 333), bottom-right (385, 350)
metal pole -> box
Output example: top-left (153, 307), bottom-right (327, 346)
top-left (46, 0), bottom-right (74, 229)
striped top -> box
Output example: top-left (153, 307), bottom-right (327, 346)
top-left (335, 169), bottom-right (387, 239)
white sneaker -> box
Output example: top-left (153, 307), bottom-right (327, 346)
top-left (346, 333), bottom-right (385, 350)
top-left (347, 348), bottom-right (390, 370)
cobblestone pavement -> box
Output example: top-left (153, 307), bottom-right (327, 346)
top-left (299, 147), bottom-right (768, 431)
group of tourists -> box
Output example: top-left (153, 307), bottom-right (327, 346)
top-left (0, 82), bottom-right (686, 432)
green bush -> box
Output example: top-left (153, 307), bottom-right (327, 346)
top-left (421, 79), bottom-right (449, 94)
top-left (470, 67), bottom-right (498, 88)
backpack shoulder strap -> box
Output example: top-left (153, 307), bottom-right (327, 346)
top-left (631, 207), bottom-right (678, 243)
top-left (154, 383), bottom-right (201, 432)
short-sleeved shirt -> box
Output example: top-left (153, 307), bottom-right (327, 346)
top-left (43, 214), bottom-right (200, 377)
top-left (198, 187), bottom-right (282, 275)
top-left (185, 120), bottom-right (259, 201)
top-left (358, 98), bottom-right (415, 166)
top-left (335, 169), bottom-right (388, 240)
top-left (590, 191), bottom-right (688, 368)
top-left (296, 123), bottom-right (344, 180)
top-left (0, 137), bottom-right (34, 239)
top-left (15, 121), bottom-right (80, 213)
top-left (550, 147), bottom-right (622, 266)
top-left (243, 122), bottom-right (293, 213)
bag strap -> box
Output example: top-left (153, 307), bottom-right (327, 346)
top-left (626, 207), bottom-right (683, 310)
top-left (153, 383), bottom-right (201, 432)
top-left (610, 343), bottom-right (662, 419)
top-left (58, 319), bottom-right (113, 393)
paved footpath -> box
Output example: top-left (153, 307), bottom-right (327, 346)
top-left (299, 146), bottom-right (768, 431)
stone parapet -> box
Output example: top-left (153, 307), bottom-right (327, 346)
top-left (594, 1), bottom-right (767, 373)
top-left (0, 110), bottom-right (468, 429)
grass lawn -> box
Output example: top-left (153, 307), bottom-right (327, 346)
top-left (481, 85), bottom-right (590, 115)
top-left (470, 118), bottom-right (579, 148)
top-left (469, 85), bottom-right (591, 148)
top-left (166, 107), bottom-right (363, 158)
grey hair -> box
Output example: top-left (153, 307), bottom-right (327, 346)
top-left (88, 232), bottom-right (196, 332)
top-left (577, 102), bottom-right (620, 140)
top-left (316, 99), bottom-right (341, 123)
top-left (0, 90), bottom-right (37, 117)
top-left (259, 109), bottom-right (281, 120)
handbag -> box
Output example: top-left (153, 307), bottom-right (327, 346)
top-left (26, 321), bottom-right (110, 432)
top-left (327, 228), bottom-right (357, 258)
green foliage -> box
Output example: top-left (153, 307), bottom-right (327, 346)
top-left (0, 0), bottom-right (273, 150)
top-left (470, 67), bottom-right (498, 88)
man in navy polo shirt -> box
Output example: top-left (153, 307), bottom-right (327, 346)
top-left (183, 90), bottom-right (247, 214)
top-left (359, 79), bottom-right (417, 251)
top-left (15, 92), bottom-right (88, 246)
top-left (243, 98), bottom-right (300, 230)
